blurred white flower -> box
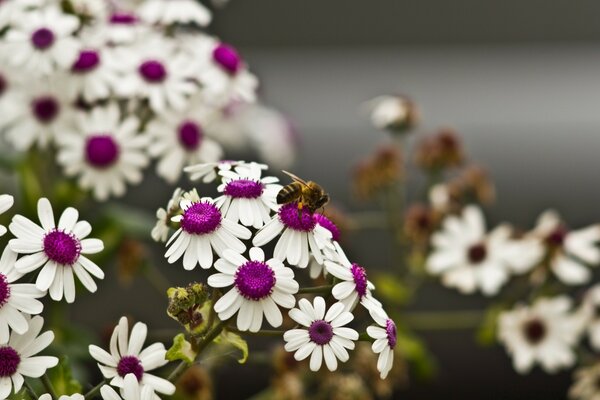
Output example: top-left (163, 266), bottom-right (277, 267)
top-left (100, 373), bottom-right (157, 400)
top-left (576, 284), bottom-right (600, 351)
top-left (0, 194), bottom-right (14, 236)
top-left (363, 94), bottom-right (418, 132)
top-left (498, 296), bottom-right (583, 374)
top-left (151, 188), bottom-right (183, 243)
top-left (569, 363), bottom-right (600, 400)
top-left (67, 45), bottom-right (123, 102)
top-left (138, 0), bottom-right (211, 26)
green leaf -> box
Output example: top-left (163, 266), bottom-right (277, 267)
top-left (166, 334), bottom-right (197, 364)
top-left (476, 304), bottom-right (506, 346)
top-left (396, 330), bottom-right (436, 379)
top-left (215, 330), bottom-right (249, 364)
top-left (372, 273), bottom-right (412, 305)
top-left (46, 356), bottom-right (83, 396)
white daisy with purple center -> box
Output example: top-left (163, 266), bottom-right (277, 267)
top-left (215, 162), bottom-right (281, 229)
top-left (283, 297), bottom-right (358, 372)
top-left (89, 316), bottom-right (175, 396)
top-left (209, 247), bottom-right (299, 332)
top-left (151, 188), bottom-right (184, 243)
top-left (9, 198), bottom-right (105, 303)
top-left (308, 214), bottom-right (340, 279)
top-left (137, 0), bottom-right (211, 26)
top-left (0, 247), bottom-right (45, 343)
top-left (166, 196), bottom-right (252, 270)
top-left (100, 373), bottom-right (157, 400)
top-left (0, 316), bottom-right (58, 399)
top-left (367, 308), bottom-right (397, 379)
top-left (0, 195), bottom-right (14, 237)
top-left (101, 10), bottom-right (147, 45)
top-left (253, 202), bottom-right (332, 269)
top-left (67, 45), bottom-right (122, 102)
top-left (55, 103), bottom-right (150, 201)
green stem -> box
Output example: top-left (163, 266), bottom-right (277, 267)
top-left (298, 285), bottom-right (333, 294)
top-left (84, 380), bottom-right (106, 399)
top-left (41, 373), bottom-right (57, 399)
top-left (402, 310), bottom-right (483, 330)
top-left (24, 381), bottom-right (38, 400)
top-left (227, 327), bottom-right (285, 337)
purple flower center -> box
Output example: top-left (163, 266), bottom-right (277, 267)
top-left (386, 319), bottom-right (397, 349)
top-left (278, 203), bottom-right (316, 232)
top-left (73, 50), bottom-right (101, 73)
top-left (117, 356), bottom-right (144, 381)
top-left (181, 202), bottom-right (222, 235)
top-left (224, 179), bottom-right (264, 199)
top-left (0, 346), bottom-right (20, 377)
top-left (0, 273), bottom-right (10, 307)
top-left (546, 226), bottom-right (568, 247)
top-left (523, 318), bottom-right (546, 345)
top-left (31, 96), bottom-right (60, 123)
top-left (350, 263), bottom-right (368, 298)
top-left (31, 27), bottom-right (55, 50)
top-left (212, 44), bottom-right (242, 74)
top-left (139, 60), bottom-right (167, 83)
top-left (177, 121), bottom-right (203, 151)
top-left (467, 243), bottom-right (487, 264)
top-left (308, 320), bottom-right (333, 345)
top-left (0, 74), bottom-right (6, 97)
top-left (234, 261), bottom-right (276, 300)
top-left (43, 229), bottom-right (81, 265)
top-left (85, 135), bottom-right (120, 168)
top-left (313, 214), bottom-right (340, 241)
top-left (110, 12), bottom-right (138, 24)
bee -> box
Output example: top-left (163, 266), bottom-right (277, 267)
top-left (277, 171), bottom-right (329, 214)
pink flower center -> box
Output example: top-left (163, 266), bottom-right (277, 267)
top-left (181, 202), bottom-right (222, 235)
top-left (109, 12), bottom-right (138, 24)
top-left (212, 44), bottom-right (241, 74)
top-left (117, 356), bottom-right (144, 381)
top-left (85, 135), bottom-right (120, 168)
top-left (546, 226), bottom-right (568, 247)
top-left (224, 179), bottom-right (264, 199)
top-left (523, 318), bottom-right (546, 345)
top-left (0, 273), bottom-right (10, 307)
top-left (31, 27), bottom-right (54, 50)
top-left (32, 96), bottom-right (60, 123)
top-left (0, 346), bottom-right (20, 377)
top-left (43, 229), bottom-right (81, 265)
top-left (350, 263), bottom-right (368, 298)
top-left (308, 320), bottom-right (333, 345)
top-left (386, 319), bottom-right (397, 349)
top-left (73, 50), bottom-right (101, 73)
top-left (139, 60), bottom-right (167, 83)
top-left (278, 203), bottom-right (316, 232)
top-left (234, 261), bottom-right (276, 300)
top-left (467, 243), bottom-right (487, 264)
top-left (177, 121), bottom-right (203, 151)
top-left (313, 214), bottom-right (340, 241)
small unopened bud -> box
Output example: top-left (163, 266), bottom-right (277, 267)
top-left (167, 283), bottom-right (211, 335)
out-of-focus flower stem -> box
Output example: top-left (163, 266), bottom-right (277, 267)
top-left (83, 379), bottom-right (106, 399)
top-left (24, 381), bottom-right (38, 399)
top-left (297, 284), bottom-right (334, 294)
top-left (227, 327), bottom-right (285, 337)
top-left (41, 373), bottom-right (57, 399)
top-left (144, 261), bottom-right (172, 295)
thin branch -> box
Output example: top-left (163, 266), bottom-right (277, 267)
top-left (298, 285), bottom-right (333, 294)
top-left (84, 379), bottom-right (106, 399)
top-left (41, 374), bottom-right (57, 399)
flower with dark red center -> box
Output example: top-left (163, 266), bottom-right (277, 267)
top-left (523, 318), bottom-right (547, 345)
top-left (31, 27), bottom-right (55, 50)
top-left (117, 355), bottom-right (144, 381)
top-left (0, 74), bottom-right (7, 97)
top-left (0, 274), bottom-right (10, 307)
top-left (234, 261), bottom-right (276, 300)
top-left (224, 179), bottom-right (264, 199)
top-left (546, 226), bottom-right (568, 248)
top-left (278, 203), bottom-right (316, 232)
top-left (177, 121), bottom-right (203, 151)
top-left (313, 214), bottom-right (340, 241)
top-left (0, 346), bottom-right (20, 377)
top-left (110, 12), bottom-right (138, 24)
top-left (386, 319), bottom-right (397, 349)
top-left (308, 320), bottom-right (334, 345)
top-left (31, 96), bottom-right (60, 123)
top-left (467, 243), bottom-right (487, 264)
top-left (212, 44), bottom-right (242, 74)
top-left (350, 263), bottom-right (368, 299)
top-left (72, 50), bottom-right (101, 73)
top-left (181, 202), bottom-right (222, 235)
top-left (43, 229), bottom-right (82, 266)
top-left (85, 135), bottom-right (120, 168)
top-left (139, 60), bottom-right (167, 83)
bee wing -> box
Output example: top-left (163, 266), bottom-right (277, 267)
top-left (282, 170), bottom-right (310, 187)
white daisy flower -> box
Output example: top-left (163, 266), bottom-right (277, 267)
top-left (9, 198), bottom-right (105, 303)
top-left (366, 308), bottom-right (397, 379)
top-left (146, 102), bottom-right (223, 183)
top-left (1, 6), bottom-right (80, 76)
top-left (67, 44), bottom-right (123, 102)
top-left (0, 315), bottom-right (59, 399)
top-left (88, 316), bottom-right (176, 396)
top-left (100, 373), bottom-right (157, 400)
top-left (209, 247), bottom-right (299, 332)
top-left (283, 297), bottom-right (358, 372)
top-left (40, 394), bottom-right (84, 400)
top-left (308, 214), bottom-right (341, 279)
top-left (426, 205), bottom-right (543, 296)
top-left (138, 0), bottom-right (211, 26)
top-left (0, 247), bottom-right (45, 343)
top-left (184, 160), bottom-right (254, 183)
top-left (0, 195), bottom-right (14, 237)
top-left (362, 95), bottom-right (417, 132)
top-left (324, 242), bottom-right (382, 313)
top-left (531, 210), bottom-right (600, 285)
top-left (101, 10), bottom-right (148, 45)
top-left (569, 363), bottom-right (600, 400)
top-left (577, 284), bottom-right (600, 351)
top-left (118, 37), bottom-right (198, 113)
top-left (151, 188), bottom-right (183, 243)
top-left (253, 202), bottom-right (333, 269)
top-left (497, 296), bottom-right (583, 374)
top-left (215, 162), bottom-right (281, 229)
top-left (165, 196), bottom-right (252, 270)
top-left (55, 103), bottom-right (150, 201)
top-left (0, 75), bottom-right (74, 151)
top-left (69, 0), bottom-right (109, 20)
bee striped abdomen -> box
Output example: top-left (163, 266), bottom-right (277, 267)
top-left (277, 182), bottom-right (303, 204)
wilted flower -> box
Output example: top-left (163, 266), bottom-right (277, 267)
top-left (414, 128), bottom-right (464, 172)
top-left (353, 145), bottom-right (402, 200)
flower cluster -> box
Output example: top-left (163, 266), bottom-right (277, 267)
top-left (0, 0), bottom-right (295, 201)
top-left (155, 161), bottom-right (397, 379)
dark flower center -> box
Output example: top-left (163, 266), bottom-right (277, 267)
top-left (212, 44), bottom-right (242, 74)
top-left (31, 27), bottom-right (55, 50)
top-left (523, 318), bottom-right (547, 345)
top-left (73, 50), bottom-right (101, 73)
top-left (116, 356), bottom-right (144, 381)
top-left (85, 135), bottom-right (120, 168)
top-left (224, 179), bottom-right (264, 199)
top-left (43, 229), bottom-right (82, 265)
top-left (278, 202), bottom-right (316, 232)
top-left (234, 261), bottom-right (276, 300)
top-left (139, 60), bottom-right (167, 83)
top-left (110, 12), bottom-right (138, 24)
top-left (32, 96), bottom-right (60, 123)
top-left (386, 319), bottom-right (397, 349)
top-left (308, 320), bottom-right (334, 345)
top-left (546, 226), bottom-right (568, 247)
top-left (181, 202), bottom-right (222, 235)
top-left (350, 263), bottom-right (368, 298)
top-left (0, 346), bottom-right (20, 377)
top-left (0, 273), bottom-right (10, 307)
top-left (177, 121), bottom-right (203, 151)
top-left (467, 243), bottom-right (487, 264)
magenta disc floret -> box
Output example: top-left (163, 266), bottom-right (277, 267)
top-left (181, 202), bottom-right (222, 235)
top-left (313, 214), bottom-right (340, 241)
top-left (117, 355), bottom-right (144, 381)
top-left (224, 179), bottom-right (264, 199)
top-left (43, 229), bottom-right (82, 265)
top-left (212, 43), bottom-right (242, 74)
top-left (234, 261), bottom-right (276, 300)
top-left (0, 346), bottom-right (20, 377)
top-left (86, 135), bottom-right (120, 168)
top-left (308, 320), bottom-right (334, 345)
top-left (350, 263), bottom-right (368, 298)
top-left (278, 203), bottom-right (316, 232)
top-left (0, 274), bottom-right (10, 307)
top-left (31, 28), bottom-right (54, 50)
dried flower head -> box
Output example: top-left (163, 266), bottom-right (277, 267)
top-left (353, 145), bottom-right (403, 200)
top-left (167, 283), bottom-right (211, 334)
top-left (365, 94), bottom-right (419, 133)
top-left (414, 128), bottom-right (464, 172)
